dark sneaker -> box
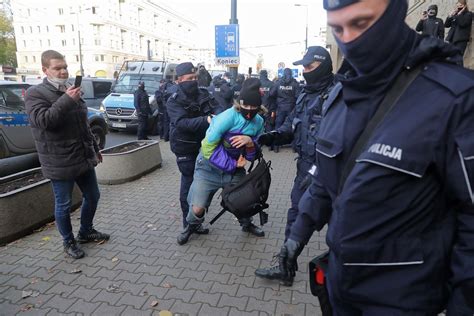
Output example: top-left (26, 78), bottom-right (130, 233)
top-left (64, 240), bottom-right (85, 259)
top-left (195, 224), bottom-right (209, 235)
top-left (242, 223), bottom-right (265, 237)
top-left (177, 224), bottom-right (200, 245)
top-left (77, 228), bottom-right (110, 244)
top-left (255, 266), bottom-right (284, 280)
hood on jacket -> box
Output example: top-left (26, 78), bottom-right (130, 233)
top-left (427, 4), bottom-right (438, 17)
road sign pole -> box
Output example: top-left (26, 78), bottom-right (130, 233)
top-left (229, 0), bottom-right (238, 84)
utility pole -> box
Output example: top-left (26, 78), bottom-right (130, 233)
top-left (229, 0), bottom-right (238, 84)
top-left (295, 4), bottom-right (309, 50)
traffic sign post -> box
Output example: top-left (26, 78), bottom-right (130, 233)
top-left (215, 24), bottom-right (240, 67)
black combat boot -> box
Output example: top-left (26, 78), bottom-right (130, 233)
top-left (255, 247), bottom-right (294, 286)
top-left (177, 224), bottom-right (200, 245)
top-left (242, 223), bottom-right (265, 237)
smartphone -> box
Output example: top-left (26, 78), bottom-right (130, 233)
top-left (74, 75), bottom-right (82, 88)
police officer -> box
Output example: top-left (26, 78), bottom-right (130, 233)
top-left (268, 68), bottom-right (301, 152)
top-left (167, 62), bottom-right (219, 240)
top-left (133, 81), bottom-right (152, 140)
top-left (208, 73), bottom-right (233, 112)
top-left (197, 64), bottom-right (212, 88)
top-left (259, 70), bottom-right (275, 135)
top-left (283, 0), bottom-right (474, 314)
top-left (231, 74), bottom-right (245, 101)
top-left (155, 79), bottom-right (176, 141)
top-left (254, 46), bottom-right (335, 287)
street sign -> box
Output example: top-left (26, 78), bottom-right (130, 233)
top-left (215, 24), bottom-right (240, 59)
top-left (215, 57), bottom-right (240, 66)
top-left (277, 68), bottom-right (299, 79)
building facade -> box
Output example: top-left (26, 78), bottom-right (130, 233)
top-left (11, 0), bottom-right (198, 79)
top-left (326, 0), bottom-right (474, 70)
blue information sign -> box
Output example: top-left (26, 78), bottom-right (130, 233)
top-left (215, 24), bottom-right (240, 58)
top-left (277, 68), bottom-right (299, 79)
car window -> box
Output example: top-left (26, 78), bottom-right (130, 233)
top-left (0, 85), bottom-right (29, 111)
top-left (92, 81), bottom-right (112, 99)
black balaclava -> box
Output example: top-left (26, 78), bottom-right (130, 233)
top-left (259, 70), bottom-right (269, 81)
top-left (303, 57), bottom-right (333, 85)
top-left (179, 80), bottom-right (199, 98)
top-left (283, 68), bottom-right (293, 83)
top-left (427, 4), bottom-right (438, 18)
top-left (335, 0), bottom-right (410, 76)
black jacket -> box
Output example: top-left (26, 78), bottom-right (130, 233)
top-left (416, 17), bottom-right (444, 39)
top-left (166, 87), bottom-right (217, 155)
top-left (25, 78), bottom-right (99, 180)
top-left (445, 10), bottom-right (473, 43)
top-left (133, 88), bottom-right (151, 116)
top-left (208, 77), bottom-right (233, 112)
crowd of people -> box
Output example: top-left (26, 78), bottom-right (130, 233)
top-left (24, 0), bottom-right (474, 314)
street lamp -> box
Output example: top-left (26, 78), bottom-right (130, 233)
top-left (70, 6), bottom-right (94, 76)
top-left (294, 4), bottom-right (309, 50)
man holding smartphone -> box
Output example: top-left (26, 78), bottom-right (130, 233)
top-left (25, 50), bottom-right (110, 259)
top-left (415, 5), bottom-right (444, 39)
top-left (445, 0), bottom-right (473, 57)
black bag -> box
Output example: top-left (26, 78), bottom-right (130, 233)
top-left (209, 156), bottom-right (272, 225)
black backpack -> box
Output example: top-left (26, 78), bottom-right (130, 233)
top-left (209, 156), bottom-right (272, 226)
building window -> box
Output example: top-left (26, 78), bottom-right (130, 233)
top-left (100, 55), bottom-right (105, 62)
top-left (72, 38), bottom-right (75, 45)
top-left (39, 40), bottom-right (42, 47)
top-left (48, 39), bottom-right (51, 46)
top-left (24, 56), bottom-right (28, 63)
top-left (95, 55), bottom-right (99, 61)
top-left (75, 55), bottom-right (79, 62)
top-left (112, 56), bottom-right (118, 63)
top-left (33, 56), bottom-right (36, 63)
top-left (58, 8), bottom-right (63, 15)
top-left (23, 40), bottom-right (26, 47)
top-left (71, 24), bottom-right (74, 32)
top-left (46, 26), bottom-right (49, 32)
top-left (21, 26), bottom-right (24, 33)
top-left (37, 26), bottom-right (41, 33)
top-left (29, 26), bottom-right (33, 33)
top-left (62, 40), bottom-right (66, 46)
top-left (58, 25), bottom-right (65, 33)
top-left (94, 39), bottom-right (101, 46)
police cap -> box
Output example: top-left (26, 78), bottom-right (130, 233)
top-left (293, 46), bottom-right (331, 66)
top-left (323, 0), bottom-right (360, 10)
top-left (176, 62), bottom-right (197, 77)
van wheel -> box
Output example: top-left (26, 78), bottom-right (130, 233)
top-left (91, 125), bottom-right (106, 149)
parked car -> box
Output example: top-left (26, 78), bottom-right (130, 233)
top-left (0, 80), bottom-right (108, 159)
top-left (67, 77), bottom-right (114, 110)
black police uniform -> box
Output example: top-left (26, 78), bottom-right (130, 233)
top-left (133, 86), bottom-right (151, 140)
top-left (268, 68), bottom-right (301, 130)
top-left (208, 76), bottom-right (233, 113)
top-left (259, 70), bottom-right (275, 132)
top-left (291, 0), bottom-right (474, 314)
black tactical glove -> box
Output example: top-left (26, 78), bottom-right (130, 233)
top-left (257, 131), bottom-right (278, 146)
top-left (281, 238), bottom-right (304, 277)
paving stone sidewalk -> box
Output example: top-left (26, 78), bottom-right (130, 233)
top-left (0, 143), bottom-right (327, 316)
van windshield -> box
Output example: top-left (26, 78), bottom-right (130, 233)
top-left (113, 74), bottom-right (163, 93)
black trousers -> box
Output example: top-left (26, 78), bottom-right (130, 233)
top-left (137, 114), bottom-right (148, 140)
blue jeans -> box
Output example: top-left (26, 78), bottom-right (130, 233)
top-left (186, 154), bottom-right (253, 226)
top-left (50, 169), bottom-right (101, 243)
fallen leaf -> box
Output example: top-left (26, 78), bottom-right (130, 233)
top-left (41, 237), bottom-right (50, 241)
top-left (69, 269), bottom-right (82, 274)
top-left (152, 228), bottom-right (157, 231)
top-left (22, 290), bottom-right (33, 299)
top-left (147, 224), bottom-right (153, 228)
top-left (20, 304), bottom-right (34, 312)
top-left (111, 257), bottom-right (119, 262)
top-left (30, 278), bottom-right (38, 284)
top-left (163, 283), bottom-right (172, 288)
top-left (150, 300), bottom-right (159, 307)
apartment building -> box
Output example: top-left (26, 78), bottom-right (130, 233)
top-left (11, 0), bottom-right (198, 79)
